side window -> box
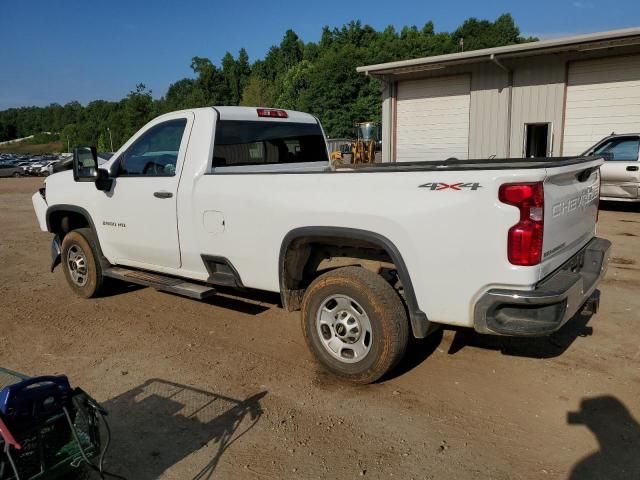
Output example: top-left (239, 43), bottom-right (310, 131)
top-left (119, 119), bottom-right (187, 176)
top-left (593, 137), bottom-right (640, 161)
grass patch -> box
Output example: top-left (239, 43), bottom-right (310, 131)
top-left (0, 141), bottom-right (64, 154)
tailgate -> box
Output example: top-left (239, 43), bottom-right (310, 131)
top-left (540, 158), bottom-right (603, 278)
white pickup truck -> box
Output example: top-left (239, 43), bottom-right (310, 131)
top-left (32, 107), bottom-right (611, 383)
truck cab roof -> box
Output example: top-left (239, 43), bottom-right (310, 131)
top-left (213, 106), bottom-right (319, 124)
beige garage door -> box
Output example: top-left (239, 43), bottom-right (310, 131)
top-left (396, 75), bottom-right (470, 161)
top-left (563, 55), bottom-right (640, 155)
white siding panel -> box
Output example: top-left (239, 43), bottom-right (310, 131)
top-left (396, 75), bottom-right (470, 161)
top-left (564, 55), bottom-right (640, 155)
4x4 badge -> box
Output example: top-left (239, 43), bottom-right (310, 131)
top-left (419, 182), bottom-right (483, 191)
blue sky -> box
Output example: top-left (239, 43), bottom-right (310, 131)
top-left (0, 0), bottom-right (637, 110)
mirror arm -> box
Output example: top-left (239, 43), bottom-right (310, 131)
top-left (95, 168), bottom-right (113, 191)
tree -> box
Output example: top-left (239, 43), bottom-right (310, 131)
top-left (123, 83), bottom-right (154, 139)
top-left (240, 75), bottom-right (275, 107)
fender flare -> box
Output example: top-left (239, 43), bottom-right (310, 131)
top-left (279, 226), bottom-right (433, 338)
top-left (46, 204), bottom-right (99, 234)
top-left (45, 204), bottom-right (109, 269)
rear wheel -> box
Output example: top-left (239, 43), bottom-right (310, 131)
top-left (301, 266), bottom-right (409, 384)
top-left (61, 228), bottom-right (106, 298)
top-left (12, 171), bottom-right (20, 177)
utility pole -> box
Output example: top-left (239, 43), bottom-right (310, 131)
top-left (107, 128), bottom-right (114, 152)
top-left (67, 136), bottom-right (70, 153)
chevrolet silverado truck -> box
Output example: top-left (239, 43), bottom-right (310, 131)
top-left (32, 107), bottom-right (611, 383)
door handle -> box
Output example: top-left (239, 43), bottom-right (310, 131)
top-left (153, 191), bottom-right (173, 199)
top-left (626, 166), bottom-right (639, 172)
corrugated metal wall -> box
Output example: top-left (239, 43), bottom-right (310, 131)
top-left (468, 64), bottom-right (510, 158)
top-left (509, 58), bottom-right (566, 157)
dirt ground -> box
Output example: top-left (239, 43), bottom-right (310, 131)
top-left (1, 177), bottom-right (638, 480)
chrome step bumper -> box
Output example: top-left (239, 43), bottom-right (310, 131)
top-left (474, 237), bottom-right (611, 336)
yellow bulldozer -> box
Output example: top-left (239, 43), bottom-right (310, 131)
top-left (351, 121), bottom-right (379, 164)
top-left (329, 122), bottom-right (380, 165)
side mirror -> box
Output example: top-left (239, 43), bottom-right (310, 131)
top-left (95, 168), bottom-right (113, 191)
top-left (73, 146), bottom-right (98, 182)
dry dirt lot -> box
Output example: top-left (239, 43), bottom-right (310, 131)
top-left (0, 177), bottom-right (639, 480)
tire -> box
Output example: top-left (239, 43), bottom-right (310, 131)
top-left (301, 266), bottom-right (410, 384)
top-left (12, 172), bottom-right (20, 177)
top-left (60, 228), bottom-right (106, 298)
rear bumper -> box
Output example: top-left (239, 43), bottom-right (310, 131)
top-left (474, 237), bottom-right (611, 336)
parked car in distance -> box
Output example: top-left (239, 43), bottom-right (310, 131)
top-left (582, 134), bottom-right (640, 202)
top-left (25, 163), bottom-right (45, 175)
top-left (38, 160), bottom-right (59, 176)
top-left (52, 153), bottom-right (110, 174)
top-left (16, 162), bottom-right (31, 173)
top-left (0, 162), bottom-right (22, 177)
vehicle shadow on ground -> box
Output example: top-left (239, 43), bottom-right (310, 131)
top-left (104, 281), bottom-right (280, 315)
top-left (381, 328), bottom-right (445, 381)
top-left (568, 395), bottom-right (640, 479)
top-left (599, 200), bottom-right (640, 213)
top-left (201, 287), bottom-right (281, 316)
top-left (94, 380), bottom-right (266, 480)
top-left (446, 292), bottom-right (599, 359)
top-left (99, 281), bottom-right (145, 298)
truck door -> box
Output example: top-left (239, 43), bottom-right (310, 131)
top-left (97, 113), bottom-right (193, 269)
top-left (592, 136), bottom-right (640, 200)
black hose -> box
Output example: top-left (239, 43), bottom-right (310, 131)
top-left (62, 404), bottom-right (127, 480)
top-left (3, 443), bottom-right (20, 480)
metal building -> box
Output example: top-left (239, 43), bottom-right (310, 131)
top-left (357, 28), bottom-right (640, 162)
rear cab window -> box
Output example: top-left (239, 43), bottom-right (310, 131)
top-left (212, 120), bottom-right (329, 172)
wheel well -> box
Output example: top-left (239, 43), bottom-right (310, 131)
top-left (280, 228), bottom-right (434, 339)
top-left (48, 210), bottom-right (90, 237)
top-left (280, 235), bottom-right (399, 312)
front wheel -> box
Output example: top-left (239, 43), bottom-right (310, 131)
top-left (60, 228), bottom-right (106, 298)
top-left (12, 171), bottom-right (20, 177)
top-left (301, 266), bottom-right (409, 384)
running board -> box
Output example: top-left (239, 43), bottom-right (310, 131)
top-left (104, 267), bottom-right (217, 300)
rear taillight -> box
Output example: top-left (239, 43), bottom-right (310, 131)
top-left (499, 182), bottom-right (544, 266)
top-left (257, 108), bottom-right (288, 118)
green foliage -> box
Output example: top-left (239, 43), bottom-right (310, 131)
top-left (240, 75), bottom-right (276, 107)
top-left (30, 132), bottom-right (59, 144)
top-left (0, 14), bottom-right (535, 147)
